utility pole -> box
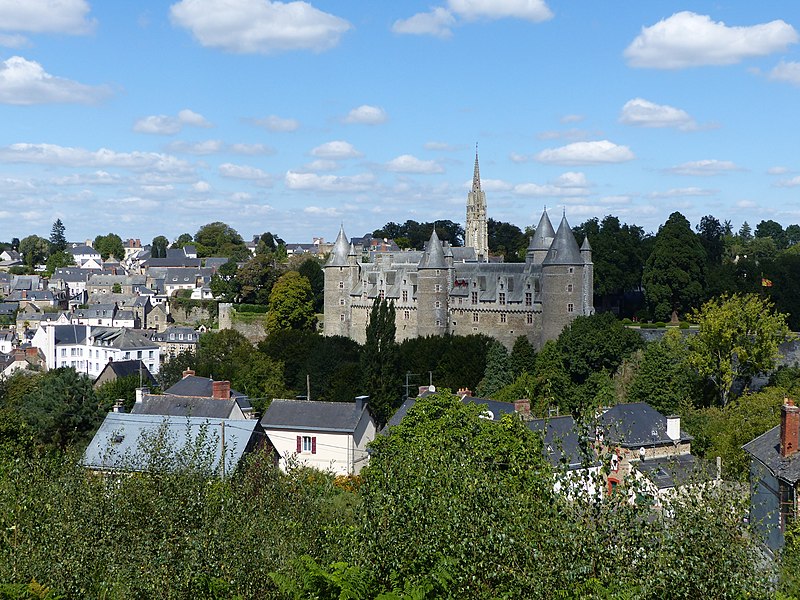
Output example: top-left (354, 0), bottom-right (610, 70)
top-left (220, 421), bottom-right (226, 479)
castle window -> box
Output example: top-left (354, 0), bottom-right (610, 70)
top-left (527, 313), bottom-right (533, 324)
top-left (471, 292), bottom-right (478, 304)
top-left (434, 283), bottom-right (442, 292)
top-left (340, 314), bottom-right (345, 322)
top-left (379, 290), bottom-right (385, 300)
top-left (404, 310), bottom-right (410, 320)
top-left (339, 298), bottom-right (345, 306)
top-left (473, 312), bottom-right (479, 323)
top-left (402, 290), bottom-right (408, 302)
top-left (436, 320), bottom-right (441, 326)
top-left (567, 284), bottom-right (573, 292)
top-left (499, 293), bottom-right (506, 305)
top-left (568, 267), bottom-right (574, 274)
top-left (568, 303), bottom-right (574, 313)
top-left (500, 313), bottom-right (506, 323)
top-left (436, 270), bottom-right (441, 275)
top-left (435, 301), bottom-right (441, 308)
top-left (525, 292), bottom-right (532, 306)
top-left (338, 281), bottom-right (344, 289)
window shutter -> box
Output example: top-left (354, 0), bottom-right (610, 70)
top-left (311, 437), bottom-right (317, 454)
top-left (296, 436), bottom-right (302, 453)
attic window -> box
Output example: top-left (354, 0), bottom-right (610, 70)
top-left (111, 434), bottom-right (124, 444)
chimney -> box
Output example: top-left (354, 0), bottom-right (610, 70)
top-left (781, 398), bottom-right (800, 458)
top-left (666, 415), bottom-right (681, 442)
top-left (112, 399), bottom-right (125, 413)
top-left (182, 368), bottom-right (195, 379)
top-left (135, 387), bottom-right (149, 404)
top-left (514, 398), bottom-right (531, 420)
top-left (212, 380), bottom-right (230, 400)
top-left (418, 385), bottom-right (429, 397)
top-left (355, 395), bottom-right (369, 413)
top-left (456, 387), bottom-right (472, 398)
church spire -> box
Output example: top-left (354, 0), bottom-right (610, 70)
top-left (472, 143), bottom-right (481, 192)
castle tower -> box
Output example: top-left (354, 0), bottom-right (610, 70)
top-left (539, 215), bottom-right (587, 344)
top-left (416, 229), bottom-right (450, 338)
top-left (526, 209), bottom-right (556, 265)
top-left (466, 148), bottom-right (489, 261)
top-left (323, 225), bottom-right (358, 338)
top-left (580, 236), bottom-right (594, 317)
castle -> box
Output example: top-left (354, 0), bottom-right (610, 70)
top-left (323, 152), bottom-right (594, 349)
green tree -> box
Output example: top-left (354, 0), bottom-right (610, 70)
top-left (209, 259), bottom-right (240, 302)
top-left (487, 218), bottom-right (527, 262)
top-left (194, 222), bottom-right (249, 260)
top-left (297, 258), bottom-right (325, 313)
top-left (236, 253), bottom-right (279, 305)
top-left (93, 233), bottom-right (125, 261)
top-left (266, 271), bottom-right (317, 332)
top-left (642, 211), bottom-right (707, 321)
top-left (361, 298), bottom-right (400, 425)
top-left (475, 341), bottom-right (514, 398)
top-left (509, 335), bottom-right (537, 378)
top-left (49, 218), bottom-right (67, 254)
top-left (171, 232), bottom-right (193, 248)
top-left (44, 250), bottom-right (74, 276)
top-left (19, 235), bottom-right (50, 268)
top-left (95, 373), bottom-right (145, 413)
top-left (150, 235), bottom-right (169, 258)
top-left (688, 293), bottom-right (790, 405)
top-left (755, 219), bottom-right (787, 249)
top-left (696, 214), bottom-right (724, 266)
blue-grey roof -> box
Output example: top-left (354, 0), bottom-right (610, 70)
top-left (743, 425), bottom-right (800, 484)
top-left (543, 216), bottom-right (583, 265)
top-left (530, 210), bottom-right (556, 250)
top-left (94, 359), bottom-right (157, 386)
top-left (592, 403), bottom-right (692, 448)
top-left (419, 230), bottom-right (447, 269)
top-left (326, 226), bottom-right (351, 267)
top-left (261, 399), bottom-right (367, 433)
top-left (528, 415), bottom-right (595, 470)
top-left (165, 375), bottom-right (246, 399)
top-left (132, 396), bottom-right (240, 419)
top-left (635, 454), bottom-right (713, 489)
top-left (82, 412), bottom-right (261, 474)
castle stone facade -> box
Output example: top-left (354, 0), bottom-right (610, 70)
top-left (323, 155), bottom-right (593, 349)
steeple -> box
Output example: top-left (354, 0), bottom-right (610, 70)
top-left (466, 145), bottom-right (489, 261)
top-left (472, 144), bottom-right (481, 192)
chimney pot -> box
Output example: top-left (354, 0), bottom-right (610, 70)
top-left (212, 380), bottom-right (230, 400)
top-left (182, 368), bottom-right (195, 378)
top-left (781, 398), bottom-right (800, 458)
top-left (514, 398), bottom-right (531, 420)
top-left (666, 415), bottom-right (681, 441)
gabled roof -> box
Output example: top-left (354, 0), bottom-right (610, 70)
top-left (636, 454), bottom-right (713, 489)
top-left (165, 375), bottom-right (246, 399)
top-left (82, 412), bottom-right (261, 474)
top-left (543, 215), bottom-right (583, 265)
top-left (743, 425), bottom-right (800, 484)
top-left (90, 327), bottom-right (159, 350)
top-left (94, 359), bottom-right (157, 386)
top-left (261, 399), bottom-right (368, 433)
top-left (592, 402), bottom-right (692, 448)
top-left (528, 415), bottom-right (597, 470)
top-left (132, 396), bottom-right (239, 419)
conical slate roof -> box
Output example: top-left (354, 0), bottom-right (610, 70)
top-left (419, 229), bottom-right (446, 269)
top-left (580, 236), bottom-right (592, 252)
top-left (543, 216), bottom-right (582, 265)
top-left (326, 225), bottom-right (350, 266)
top-left (529, 210), bottom-right (556, 250)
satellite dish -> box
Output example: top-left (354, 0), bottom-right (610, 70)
top-left (429, 385), bottom-right (436, 392)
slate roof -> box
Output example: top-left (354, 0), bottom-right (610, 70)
top-left (82, 412), bottom-right (261, 474)
top-left (90, 327), bottom-right (159, 350)
top-left (51, 268), bottom-right (94, 283)
top-left (0, 302), bottom-right (18, 316)
top-left (261, 399), bottom-right (366, 433)
top-left (635, 454), bottom-right (714, 489)
top-left (592, 402), bottom-right (693, 448)
top-left (530, 210), bottom-right (556, 250)
top-left (528, 415), bottom-right (595, 470)
top-left (743, 425), bottom-right (800, 484)
top-left (142, 257), bottom-right (202, 268)
top-left (132, 396), bottom-right (240, 419)
top-left (164, 375), bottom-right (252, 413)
top-left (419, 230), bottom-right (447, 269)
top-left (543, 216), bottom-right (583, 265)
top-left (94, 359), bottom-right (157, 386)
top-left (69, 244), bottom-right (99, 256)
top-left (327, 226), bottom-right (351, 267)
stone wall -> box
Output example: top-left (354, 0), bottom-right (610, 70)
top-left (170, 305), bottom-right (214, 325)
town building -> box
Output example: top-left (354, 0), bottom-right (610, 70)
top-left (324, 152), bottom-right (593, 349)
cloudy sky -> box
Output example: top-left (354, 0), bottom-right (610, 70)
top-left (0, 0), bottom-right (799, 245)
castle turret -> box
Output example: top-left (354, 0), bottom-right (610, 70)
top-left (324, 226), bottom-right (358, 338)
top-left (466, 147), bottom-right (489, 261)
top-left (417, 229), bottom-right (450, 338)
top-left (580, 236), bottom-right (594, 317)
top-left (539, 215), bottom-right (587, 344)
top-left (526, 209), bottom-right (556, 265)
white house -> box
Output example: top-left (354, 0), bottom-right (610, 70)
top-left (32, 323), bottom-right (160, 377)
top-left (69, 244), bottom-right (102, 269)
top-left (260, 398), bottom-right (376, 475)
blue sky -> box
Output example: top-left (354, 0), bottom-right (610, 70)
top-left (0, 0), bottom-right (799, 246)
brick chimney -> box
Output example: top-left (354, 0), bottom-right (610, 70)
top-left (514, 398), bottom-right (531, 420)
top-left (182, 368), bottom-right (195, 379)
top-left (456, 387), bottom-right (472, 398)
top-left (212, 380), bottom-right (230, 400)
top-left (781, 397), bottom-right (800, 458)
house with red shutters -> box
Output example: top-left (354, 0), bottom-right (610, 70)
top-left (743, 397), bottom-right (800, 551)
top-left (259, 397), bottom-right (376, 475)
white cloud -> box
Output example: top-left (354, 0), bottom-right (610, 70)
top-left (229, 143), bottom-right (273, 155)
top-left (344, 104), bottom-right (387, 125)
top-left (302, 159), bottom-right (338, 171)
top-left (304, 206), bottom-right (341, 217)
top-left (310, 140), bottom-right (362, 159)
top-left (133, 108), bottom-right (211, 135)
top-left (218, 162), bottom-right (272, 184)
top-left (776, 176), bottom-right (800, 188)
top-left (0, 143), bottom-right (194, 175)
top-left (648, 187), bottom-right (717, 198)
top-left (624, 12), bottom-right (798, 69)
top-left (51, 171), bottom-right (123, 185)
top-left (0, 0), bottom-right (95, 35)
top-left (167, 139), bottom-right (224, 154)
top-left (253, 114), bottom-right (299, 132)
top-left (666, 159), bottom-right (740, 176)
top-left (479, 178), bottom-right (513, 192)
top-left (448, 0), bottom-right (552, 22)
top-left (170, 0), bottom-right (351, 54)
top-left (768, 166), bottom-right (789, 175)
top-left (0, 34), bottom-right (28, 48)
top-left (619, 98), bottom-right (696, 130)
top-left (768, 61), bottom-right (800, 86)
top-left (509, 152), bottom-right (530, 163)
top-left (736, 200), bottom-right (757, 209)
top-left (392, 7), bottom-right (456, 38)
top-left (535, 140), bottom-right (634, 165)
top-left (385, 154), bottom-right (444, 174)
top-left (560, 114), bottom-right (583, 123)
top-left (192, 180), bottom-right (211, 192)
top-left (0, 56), bottom-right (110, 105)
top-left (285, 171), bottom-right (375, 192)
top-left (513, 171), bottom-right (590, 197)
